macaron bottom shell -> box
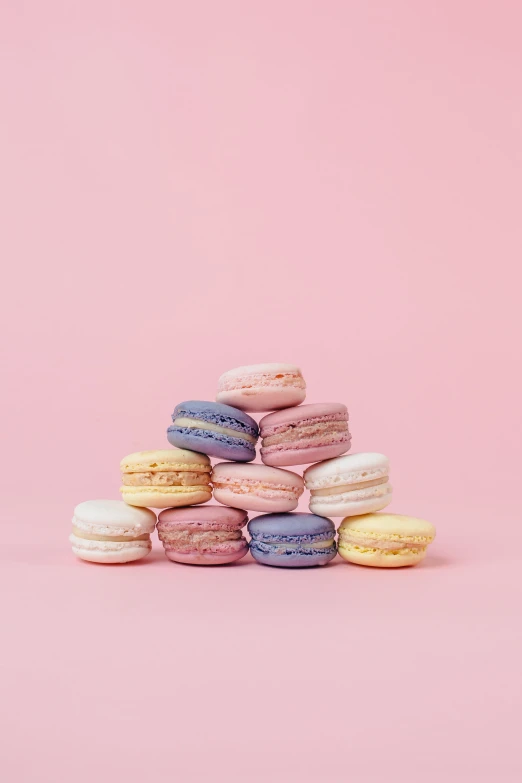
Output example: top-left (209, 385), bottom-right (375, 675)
top-left (249, 541), bottom-right (337, 568)
top-left (262, 442), bottom-right (350, 467)
top-left (310, 491), bottom-right (392, 518)
top-left (121, 487), bottom-right (212, 509)
top-left (166, 428), bottom-right (256, 462)
top-left (163, 544), bottom-right (249, 566)
top-left (217, 387), bottom-right (306, 412)
top-left (70, 534), bottom-right (152, 564)
top-left (337, 543), bottom-right (427, 568)
top-left (213, 487), bottom-right (300, 513)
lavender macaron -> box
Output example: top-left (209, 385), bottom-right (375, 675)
top-left (248, 512), bottom-right (337, 568)
top-left (167, 400), bottom-right (259, 462)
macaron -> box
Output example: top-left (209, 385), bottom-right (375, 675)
top-left (212, 462), bottom-right (304, 512)
top-left (120, 449), bottom-right (212, 509)
top-left (216, 363), bottom-right (306, 411)
top-left (259, 403), bottom-right (351, 466)
top-left (167, 400), bottom-right (259, 462)
top-left (304, 452), bottom-right (392, 517)
top-left (248, 512), bottom-right (337, 568)
top-left (70, 500), bottom-right (156, 563)
top-left (157, 505), bottom-right (248, 565)
top-left (338, 513), bottom-right (436, 567)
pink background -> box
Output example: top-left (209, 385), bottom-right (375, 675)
top-left (2, 1), bottom-right (521, 781)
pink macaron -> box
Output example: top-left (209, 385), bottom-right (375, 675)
top-left (259, 403), bottom-right (351, 467)
top-left (216, 363), bottom-right (306, 411)
top-left (157, 505), bottom-right (249, 565)
top-left (212, 462), bottom-right (305, 512)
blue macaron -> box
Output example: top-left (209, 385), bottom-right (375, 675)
top-left (167, 400), bottom-right (259, 462)
top-left (248, 512), bottom-right (337, 568)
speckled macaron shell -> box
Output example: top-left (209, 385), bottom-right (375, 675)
top-left (120, 449), bottom-right (212, 509)
top-left (70, 500), bottom-right (157, 564)
top-left (167, 400), bottom-right (259, 462)
top-left (304, 452), bottom-right (392, 517)
top-left (259, 403), bottom-right (351, 466)
top-left (338, 513), bottom-right (436, 567)
top-left (212, 462), bottom-right (305, 512)
top-left (248, 512), bottom-right (337, 568)
top-left (216, 363), bottom-right (306, 412)
top-left (157, 505), bottom-right (249, 565)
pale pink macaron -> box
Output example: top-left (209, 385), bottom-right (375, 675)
top-left (259, 403), bottom-right (351, 467)
top-left (216, 363), bottom-right (306, 412)
top-left (157, 505), bottom-right (248, 565)
top-left (212, 462), bottom-right (305, 512)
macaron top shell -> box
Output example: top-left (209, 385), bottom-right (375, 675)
top-left (217, 363), bottom-right (306, 411)
top-left (248, 512), bottom-right (335, 539)
top-left (212, 462), bottom-right (304, 490)
top-left (120, 449), bottom-right (211, 472)
top-left (172, 401), bottom-right (258, 437)
top-left (339, 513), bottom-right (435, 539)
top-left (73, 500), bottom-right (157, 533)
top-left (218, 363), bottom-right (303, 382)
top-left (304, 452), bottom-right (389, 489)
top-left (259, 403), bottom-right (347, 431)
top-left (158, 505), bottom-right (247, 528)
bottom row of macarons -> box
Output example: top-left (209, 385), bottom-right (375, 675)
top-left (71, 500), bottom-right (436, 568)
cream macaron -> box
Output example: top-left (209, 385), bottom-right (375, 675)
top-left (70, 500), bottom-right (156, 563)
top-left (120, 449), bottom-right (212, 509)
top-left (338, 513), bottom-right (436, 567)
top-left (304, 452), bottom-right (392, 517)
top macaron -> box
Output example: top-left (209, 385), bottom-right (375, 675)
top-left (167, 400), bottom-right (259, 462)
top-left (216, 363), bottom-right (306, 412)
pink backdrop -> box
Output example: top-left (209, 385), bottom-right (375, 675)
top-left (2, 2), bottom-right (521, 781)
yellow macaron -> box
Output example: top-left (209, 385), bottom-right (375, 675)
top-left (120, 449), bottom-right (212, 509)
top-left (338, 513), bottom-right (436, 567)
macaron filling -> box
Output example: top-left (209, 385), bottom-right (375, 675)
top-left (121, 470), bottom-right (210, 487)
top-left (305, 466), bottom-right (389, 491)
top-left (121, 455), bottom-right (211, 492)
top-left (212, 478), bottom-right (304, 501)
top-left (310, 481), bottom-right (391, 505)
top-left (170, 417), bottom-right (257, 444)
top-left (71, 526), bottom-right (151, 542)
top-left (250, 530), bottom-right (336, 555)
top-left (69, 533), bottom-right (152, 562)
top-left (312, 476), bottom-right (389, 496)
top-left (218, 371), bottom-right (305, 392)
top-left (338, 530), bottom-right (433, 554)
top-left (261, 415), bottom-right (350, 454)
top-left (251, 539), bottom-right (336, 553)
top-left (158, 528), bottom-right (247, 554)
top-left (172, 404), bottom-right (258, 436)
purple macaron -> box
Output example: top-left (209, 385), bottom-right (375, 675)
top-left (167, 400), bottom-right (259, 462)
top-left (248, 512), bottom-right (337, 568)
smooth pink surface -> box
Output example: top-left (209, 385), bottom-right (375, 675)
top-left (164, 546), bottom-right (249, 566)
top-left (2, 2), bottom-right (522, 781)
top-left (259, 403), bottom-right (348, 430)
top-left (261, 443), bottom-right (351, 467)
top-left (212, 462), bottom-right (305, 488)
top-left (217, 386), bottom-right (306, 412)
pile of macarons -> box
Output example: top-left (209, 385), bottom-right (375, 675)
top-left (70, 363), bottom-right (436, 568)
